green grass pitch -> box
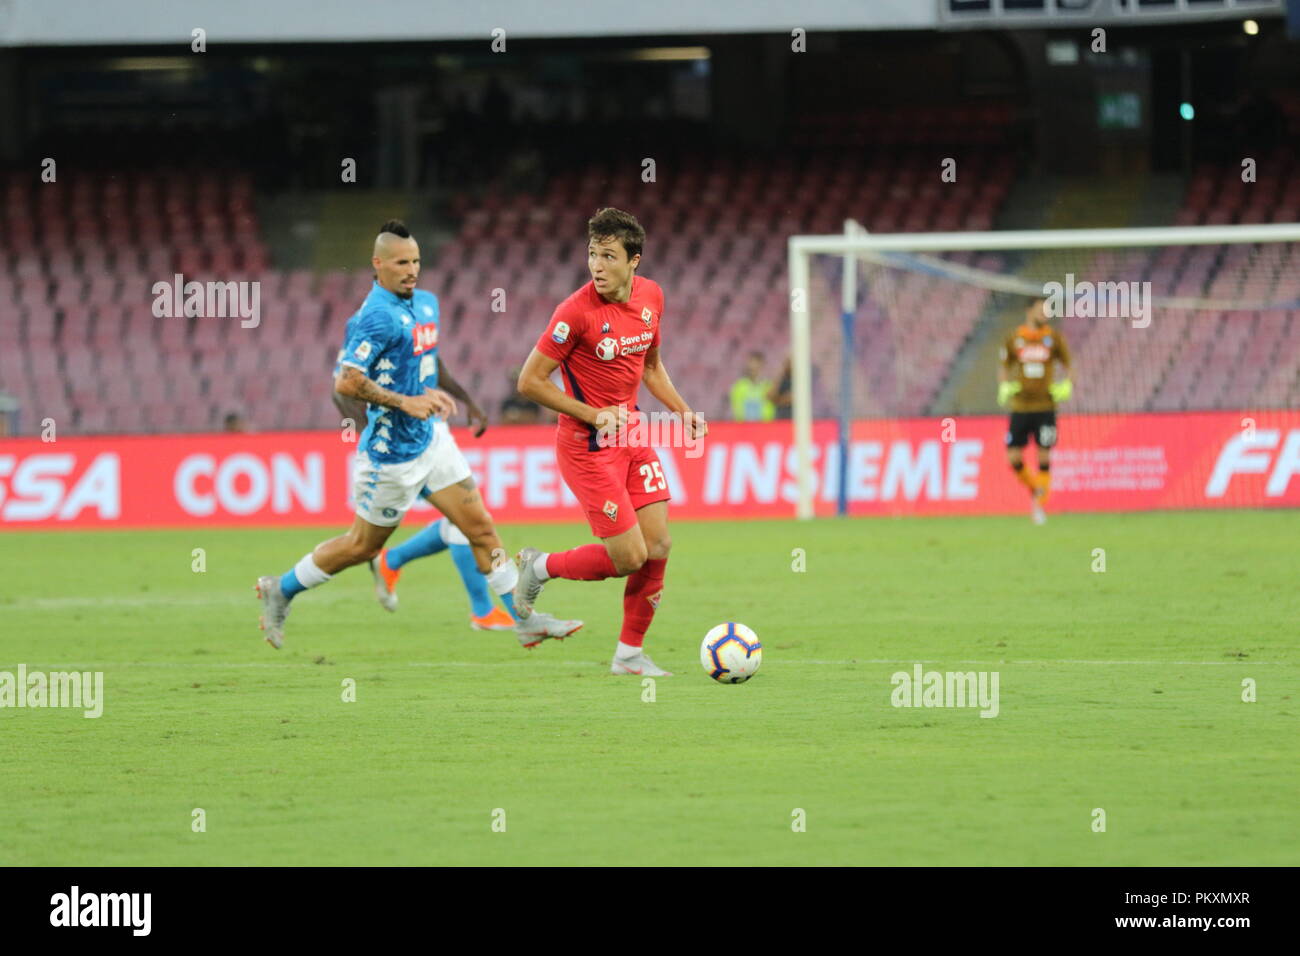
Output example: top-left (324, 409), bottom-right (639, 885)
top-left (1, 510), bottom-right (1296, 866)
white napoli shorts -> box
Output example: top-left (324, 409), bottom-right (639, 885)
top-left (352, 421), bottom-right (473, 527)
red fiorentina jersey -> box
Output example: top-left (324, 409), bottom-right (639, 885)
top-left (536, 275), bottom-right (664, 450)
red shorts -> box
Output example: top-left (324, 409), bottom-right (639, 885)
top-left (556, 436), bottom-right (672, 538)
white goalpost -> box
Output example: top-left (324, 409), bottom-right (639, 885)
top-left (787, 221), bottom-right (1300, 520)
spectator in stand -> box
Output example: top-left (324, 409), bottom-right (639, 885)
top-left (769, 356), bottom-right (793, 420)
top-left (729, 352), bottom-right (776, 422)
top-left (0, 392), bottom-right (17, 436)
top-left (500, 367), bottom-right (542, 424)
top-left (224, 411), bottom-right (250, 433)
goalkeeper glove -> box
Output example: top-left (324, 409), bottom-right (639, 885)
top-left (997, 381), bottom-right (1021, 408)
top-left (1049, 379), bottom-right (1073, 403)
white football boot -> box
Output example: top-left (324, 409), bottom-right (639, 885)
top-left (255, 575), bottom-right (292, 649)
top-left (512, 547), bottom-right (547, 618)
top-left (368, 552), bottom-right (399, 612)
top-left (515, 611), bottom-right (584, 649)
top-left (611, 651), bottom-right (673, 676)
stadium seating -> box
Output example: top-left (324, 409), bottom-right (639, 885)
top-left (1055, 227), bottom-right (1300, 415)
top-left (2, 105), bottom-right (1297, 435)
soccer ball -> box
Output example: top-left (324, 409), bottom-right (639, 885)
top-left (700, 622), bottom-right (762, 683)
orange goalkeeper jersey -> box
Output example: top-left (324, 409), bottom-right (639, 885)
top-left (1000, 323), bottom-right (1071, 413)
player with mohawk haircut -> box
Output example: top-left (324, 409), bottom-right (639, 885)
top-left (256, 220), bottom-right (580, 649)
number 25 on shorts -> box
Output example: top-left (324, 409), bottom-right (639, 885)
top-left (640, 462), bottom-right (667, 492)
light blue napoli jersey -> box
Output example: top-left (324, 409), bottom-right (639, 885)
top-left (336, 282), bottom-right (442, 464)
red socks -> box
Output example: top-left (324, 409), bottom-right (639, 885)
top-left (544, 547), bottom-right (667, 649)
top-left (546, 544), bottom-right (618, 581)
top-left (618, 558), bottom-right (666, 648)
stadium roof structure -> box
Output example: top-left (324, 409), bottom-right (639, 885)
top-left (0, 0), bottom-right (932, 46)
top-left (1, 0), bottom-right (1286, 47)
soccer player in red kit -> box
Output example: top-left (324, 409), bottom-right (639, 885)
top-left (514, 208), bottom-right (708, 676)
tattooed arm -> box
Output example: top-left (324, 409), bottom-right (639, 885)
top-left (335, 366), bottom-right (457, 420)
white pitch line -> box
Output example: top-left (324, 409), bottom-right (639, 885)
top-left (2, 593), bottom-right (363, 610)
top-left (4, 605), bottom-right (1291, 669)
top-left (0, 659), bottom-right (606, 670)
top-left (0, 658), bottom-right (1289, 671)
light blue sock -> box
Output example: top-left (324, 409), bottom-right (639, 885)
top-left (279, 554), bottom-right (331, 601)
top-left (450, 542), bottom-right (495, 618)
top-left (387, 518), bottom-right (449, 570)
top-left (280, 568), bottom-right (305, 599)
top-left (497, 589), bottom-right (519, 622)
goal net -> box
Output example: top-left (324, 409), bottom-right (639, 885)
top-left (787, 223), bottom-right (1300, 518)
